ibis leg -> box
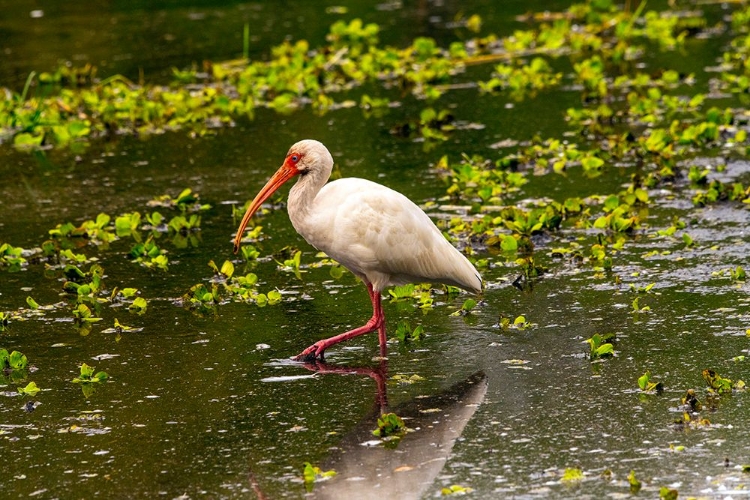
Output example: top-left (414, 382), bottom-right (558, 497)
top-left (294, 283), bottom-right (385, 361)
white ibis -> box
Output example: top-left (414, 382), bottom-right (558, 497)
top-left (233, 140), bottom-right (482, 360)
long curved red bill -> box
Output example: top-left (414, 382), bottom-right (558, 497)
top-left (233, 162), bottom-right (299, 253)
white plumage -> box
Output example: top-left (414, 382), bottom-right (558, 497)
top-left (234, 140), bottom-right (482, 360)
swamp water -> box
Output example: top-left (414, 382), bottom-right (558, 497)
top-left (1, 1), bottom-right (749, 498)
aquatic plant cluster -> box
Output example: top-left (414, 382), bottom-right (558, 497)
top-left (2, 0), bottom-right (750, 496)
top-left (0, 2), bottom-right (744, 154)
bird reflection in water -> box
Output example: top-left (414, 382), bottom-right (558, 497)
top-left (249, 359), bottom-right (487, 499)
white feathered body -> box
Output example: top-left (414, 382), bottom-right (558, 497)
top-left (288, 176), bottom-right (482, 294)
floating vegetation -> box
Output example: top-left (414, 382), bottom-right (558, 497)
top-left (302, 462), bottom-right (336, 492)
top-left (441, 484), bottom-right (474, 496)
top-left (17, 381), bottom-right (40, 397)
top-left (561, 467), bottom-right (584, 483)
top-left (389, 373), bottom-right (425, 385)
top-left (586, 333), bottom-right (615, 361)
top-left (2, 1), bottom-right (750, 496)
top-left (628, 470), bottom-right (642, 494)
top-left (0, 1), bottom-right (745, 158)
top-left (71, 363), bottom-right (109, 397)
top-left (372, 412), bottom-right (407, 447)
top-left (393, 320), bottom-right (425, 343)
top-left (1, 348), bottom-right (29, 385)
top-left (702, 368), bottom-right (745, 395)
top-left (498, 314), bottom-right (534, 331)
top-left (450, 298), bottom-right (478, 317)
top-left (72, 363), bottom-right (108, 384)
top-left (637, 371), bottom-right (664, 394)
top-left (181, 260), bottom-right (283, 311)
top-left (101, 319), bottom-right (144, 341)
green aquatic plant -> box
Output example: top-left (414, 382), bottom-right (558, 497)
top-left (72, 363), bottom-right (108, 397)
top-left (394, 320), bottom-right (425, 343)
top-left (702, 369), bottom-right (743, 394)
top-left (49, 213), bottom-right (116, 245)
top-left (441, 484), bottom-right (474, 496)
top-left (129, 236), bottom-right (168, 270)
top-left (629, 283), bottom-right (655, 294)
top-left (17, 381), bottom-right (41, 397)
top-left (479, 56), bottom-right (563, 100)
top-left (302, 462), bottom-right (336, 492)
top-left (515, 256), bottom-right (547, 280)
top-left (72, 303), bottom-right (102, 324)
top-left (730, 266), bottom-right (746, 282)
top-left (276, 249), bottom-right (303, 279)
top-left (681, 389), bottom-right (702, 412)
top-left (115, 212), bottom-right (142, 239)
top-left (1, 1), bottom-right (729, 154)
top-left (659, 486), bottom-right (679, 500)
top-left (631, 296), bottom-right (651, 313)
top-left (637, 370), bottom-right (664, 394)
top-left (167, 214), bottom-right (201, 234)
top-left (149, 188), bottom-right (211, 213)
top-left (129, 297), bottom-right (148, 314)
top-left (1, 348), bottom-right (29, 383)
top-left (388, 284), bottom-right (415, 301)
top-left (209, 259), bottom-right (234, 280)
top-left (450, 298), bottom-right (477, 317)
top-left (0, 242), bottom-right (26, 269)
top-left (561, 467), bottom-right (584, 482)
top-left (586, 333), bottom-right (615, 360)
top-left (72, 363), bottom-right (108, 384)
top-left (102, 319), bottom-right (143, 341)
top-left (184, 283), bottom-right (220, 310)
top-left (62, 263), bottom-right (105, 305)
top-left (389, 373), bottom-right (425, 385)
top-left (372, 412), bottom-right (407, 439)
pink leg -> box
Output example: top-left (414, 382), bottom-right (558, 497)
top-left (294, 283), bottom-right (386, 361)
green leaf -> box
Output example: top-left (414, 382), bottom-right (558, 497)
top-left (638, 371), bottom-right (650, 391)
top-left (120, 288), bottom-right (138, 298)
top-left (18, 381), bottom-right (40, 396)
top-left (595, 344), bottom-right (614, 357)
top-left (267, 290), bottom-right (282, 305)
top-left (80, 363), bottom-right (95, 378)
top-left (442, 484), bottom-right (474, 495)
top-left (461, 298), bottom-right (477, 312)
top-left (373, 412), bottom-right (406, 437)
top-left (561, 468), bottom-right (583, 482)
top-left (389, 284), bottom-right (415, 300)
top-left (13, 132), bottom-right (44, 148)
top-left (220, 260), bottom-right (235, 278)
top-left (329, 264), bottom-right (344, 279)
top-left (303, 462), bottom-right (317, 484)
top-left (129, 297), bottom-right (148, 313)
top-left (9, 350), bottom-right (28, 370)
top-left (501, 234), bottom-right (518, 252)
top-left (659, 487), bottom-right (678, 500)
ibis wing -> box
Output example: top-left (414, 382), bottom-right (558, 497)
top-left (303, 178), bottom-right (481, 293)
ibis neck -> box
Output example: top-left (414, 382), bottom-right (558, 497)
top-left (287, 167), bottom-right (328, 227)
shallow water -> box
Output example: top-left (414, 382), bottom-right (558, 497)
top-left (2, 1), bottom-right (750, 499)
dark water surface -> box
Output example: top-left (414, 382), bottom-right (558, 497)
top-left (2, 1), bottom-right (750, 499)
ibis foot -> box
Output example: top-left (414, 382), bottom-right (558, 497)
top-left (292, 343), bottom-right (326, 362)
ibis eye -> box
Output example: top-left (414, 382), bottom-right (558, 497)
top-left (291, 155), bottom-right (299, 163)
